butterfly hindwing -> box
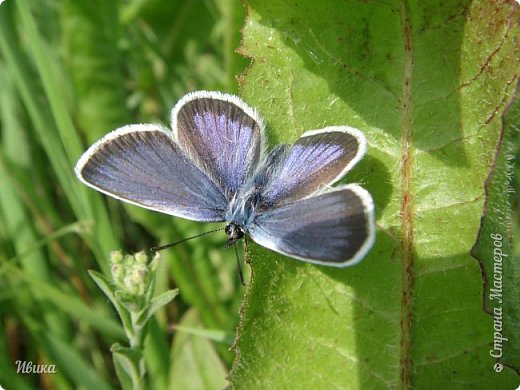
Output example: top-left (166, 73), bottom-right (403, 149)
top-left (248, 185), bottom-right (375, 266)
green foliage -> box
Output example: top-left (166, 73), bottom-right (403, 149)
top-left (169, 309), bottom-right (228, 390)
top-left (229, 0), bottom-right (519, 389)
top-left (0, 0), bottom-right (518, 389)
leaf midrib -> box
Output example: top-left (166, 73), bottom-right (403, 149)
top-left (398, 0), bottom-right (415, 389)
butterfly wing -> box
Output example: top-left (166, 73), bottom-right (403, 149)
top-left (75, 125), bottom-right (228, 222)
top-left (172, 91), bottom-right (266, 198)
top-left (248, 185), bottom-right (375, 267)
top-left (260, 126), bottom-right (366, 207)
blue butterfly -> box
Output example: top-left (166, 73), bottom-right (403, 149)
top-left (75, 91), bottom-right (375, 267)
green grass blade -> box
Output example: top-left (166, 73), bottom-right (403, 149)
top-left (61, 0), bottom-right (129, 143)
top-left (0, 1), bottom-right (118, 272)
top-left (41, 330), bottom-right (113, 390)
top-left (16, 1), bottom-right (83, 163)
top-left (0, 335), bottom-right (34, 390)
top-left (144, 318), bottom-right (171, 390)
top-left (173, 325), bottom-right (234, 345)
top-left (8, 264), bottom-right (125, 340)
top-left (169, 309), bottom-right (227, 390)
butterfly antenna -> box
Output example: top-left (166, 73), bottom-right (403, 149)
top-left (234, 244), bottom-right (245, 286)
top-left (149, 227), bottom-right (225, 253)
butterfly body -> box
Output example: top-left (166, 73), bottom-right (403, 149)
top-left (75, 91), bottom-right (375, 267)
top-left (226, 188), bottom-right (259, 230)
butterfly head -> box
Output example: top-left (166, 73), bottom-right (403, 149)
top-left (225, 222), bottom-right (245, 247)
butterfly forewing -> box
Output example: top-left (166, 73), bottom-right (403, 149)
top-left (75, 125), bottom-right (227, 222)
top-left (172, 92), bottom-right (265, 198)
top-left (249, 185), bottom-right (375, 266)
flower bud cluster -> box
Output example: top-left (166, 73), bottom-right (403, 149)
top-left (110, 250), bottom-right (152, 297)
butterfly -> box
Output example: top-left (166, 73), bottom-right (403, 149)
top-left (75, 91), bottom-right (375, 267)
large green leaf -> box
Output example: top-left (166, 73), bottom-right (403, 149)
top-left (472, 93), bottom-right (520, 374)
top-left (229, 1), bottom-right (519, 388)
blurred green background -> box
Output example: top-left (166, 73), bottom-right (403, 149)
top-left (0, 1), bottom-right (248, 389)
